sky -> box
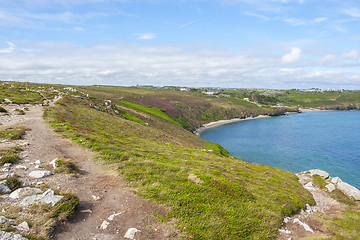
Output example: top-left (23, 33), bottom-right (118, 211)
top-left (1, 0), bottom-right (360, 89)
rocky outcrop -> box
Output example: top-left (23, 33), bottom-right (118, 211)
top-left (335, 178), bottom-right (360, 200)
top-left (21, 189), bottom-right (63, 206)
top-left (0, 180), bottom-right (11, 194)
top-left (9, 187), bottom-right (42, 199)
top-left (309, 169), bottom-right (329, 179)
top-left (0, 231), bottom-right (28, 240)
top-left (28, 170), bottom-right (52, 179)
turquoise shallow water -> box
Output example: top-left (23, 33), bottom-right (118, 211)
top-left (199, 111), bottom-right (360, 189)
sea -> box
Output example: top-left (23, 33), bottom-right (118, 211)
top-left (199, 110), bottom-right (360, 189)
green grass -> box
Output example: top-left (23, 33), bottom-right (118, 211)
top-left (0, 125), bottom-right (28, 140)
top-left (5, 175), bottom-right (22, 191)
top-left (45, 96), bottom-right (315, 239)
top-left (0, 146), bottom-right (21, 165)
top-left (53, 159), bottom-right (81, 174)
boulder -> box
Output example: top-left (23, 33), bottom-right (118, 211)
top-left (325, 183), bottom-right (336, 193)
top-left (0, 173), bottom-right (14, 179)
top-left (17, 221), bottom-right (30, 231)
top-left (336, 181), bottom-right (360, 200)
top-left (9, 187), bottom-right (43, 199)
top-left (21, 189), bottom-right (63, 206)
top-left (124, 228), bottom-right (141, 239)
top-left (309, 169), bottom-right (329, 179)
top-left (304, 182), bottom-right (314, 190)
top-left (0, 180), bottom-right (11, 194)
top-left (28, 170), bottom-right (52, 179)
top-left (0, 216), bottom-right (15, 224)
top-left (331, 177), bottom-right (342, 184)
top-left (0, 231), bottom-right (28, 240)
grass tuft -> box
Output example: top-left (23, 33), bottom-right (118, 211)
top-left (53, 159), bottom-right (81, 174)
top-left (0, 125), bottom-right (28, 140)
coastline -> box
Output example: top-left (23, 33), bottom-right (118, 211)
top-left (194, 115), bottom-right (271, 135)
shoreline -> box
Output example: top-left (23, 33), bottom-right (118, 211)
top-left (194, 115), bottom-right (271, 135)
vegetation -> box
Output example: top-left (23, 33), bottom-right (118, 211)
top-left (0, 125), bottom-right (28, 140)
top-left (5, 175), bottom-right (22, 191)
top-left (54, 159), bottom-right (81, 174)
top-left (0, 146), bottom-right (21, 165)
top-left (45, 95), bottom-right (315, 239)
top-left (0, 106), bottom-right (7, 113)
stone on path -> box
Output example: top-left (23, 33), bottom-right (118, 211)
top-left (9, 187), bottom-right (42, 199)
top-left (92, 195), bottom-right (102, 201)
top-left (21, 189), bottom-right (63, 206)
top-left (124, 228), bottom-right (141, 239)
top-left (309, 169), bottom-right (329, 179)
top-left (49, 158), bottom-right (58, 169)
top-left (100, 220), bottom-right (110, 229)
top-left (28, 170), bottom-right (52, 179)
top-left (0, 180), bottom-right (11, 194)
top-left (293, 218), bottom-right (314, 233)
top-left (107, 212), bottom-right (123, 221)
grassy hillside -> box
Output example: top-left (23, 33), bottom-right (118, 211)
top-left (44, 95), bottom-right (315, 239)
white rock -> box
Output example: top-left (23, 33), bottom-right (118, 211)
top-left (34, 160), bottom-right (41, 165)
top-left (0, 180), bottom-right (11, 194)
top-left (309, 169), bottom-right (329, 179)
top-left (100, 220), bottom-right (110, 229)
top-left (0, 230), bottom-right (28, 240)
top-left (336, 181), bottom-right (360, 200)
top-left (0, 173), bottom-right (14, 179)
top-left (80, 209), bottom-right (92, 213)
top-left (3, 163), bottom-right (11, 167)
top-left (331, 177), bottom-right (342, 184)
top-left (108, 212), bottom-right (123, 221)
top-left (293, 218), bottom-right (314, 233)
top-left (9, 187), bottom-right (43, 199)
top-left (17, 221), bottom-right (30, 231)
top-left (92, 195), bottom-right (102, 201)
top-left (124, 228), bottom-right (141, 239)
top-left (279, 228), bottom-right (291, 234)
top-left (304, 182), bottom-right (315, 190)
top-left (283, 217), bottom-right (290, 223)
top-left (28, 170), bottom-right (52, 179)
top-left (0, 216), bottom-right (15, 224)
top-left (305, 203), bottom-right (312, 213)
top-left (325, 183), bottom-right (336, 193)
top-left (15, 165), bottom-right (27, 170)
top-left (21, 189), bottom-right (63, 206)
top-left (49, 158), bottom-right (58, 169)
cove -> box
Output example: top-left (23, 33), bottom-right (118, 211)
top-left (199, 110), bottom-right (360, 189)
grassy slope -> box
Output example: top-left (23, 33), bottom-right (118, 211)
top-left (45, 96), bottom-right (314, 239)
top-left (78, 86), bottom-right (298, 130)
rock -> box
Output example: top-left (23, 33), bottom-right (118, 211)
top-left (17, 221), bottom-right (30, 231)
top-left (80, 209), bottom-right (92, 213)
top-left (304, 182), bottom-right (315, 190)
top-left (15, 165), bottom-right (28, 170)
top-left (49, 158), bottom-right (58, 169)
top-left (21, 189), bottom-right (63, 206)
top-left (309, 169), bottom-right (329, 179)
top-left (4, 99), bottom-right (12, 103)
top-left (108, 212), bottom-right (123, 221)
top-left (336, 181), bottom-right (360, 200)
top-left (331, 177), bottom-right (342, 184)
top-left (283, 217), bottom-right (290, 223)
top-left (293, 218), bottom-right (314, 233)
top-left (305, 203), bottom-right (312, 213)
top-left (3, 163), bottom-right (11, 167)
top-left (0, 230), bottom-right (28, 240)
top-left (124, 228), bottom-right (141, 239)
top-left (92, 195), bottom-right (102, 201)
top-left (0, 180), bottom-right (11, 194)
top-left (9, 187), bottom-right (43, 199)
top-left (0, 173), bottom-right (14, 179)
top-left (100, 220), bottom-right (110, 229)
top-left (0, 216), bottom-right (15, 224)
top-left (279, 228), bottom-right (291, 234)
top-left (34, 160), bottom-right (41, 165)
top-left (325, 183), bottom-right (336, 193)
top-left (28, 170), bottom-right (52, 179)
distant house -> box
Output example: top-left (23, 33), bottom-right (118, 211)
top-left (204, 90), bottom-right (218, 95)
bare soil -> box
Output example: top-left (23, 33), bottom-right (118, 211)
top-left (0, 103), bottom-right (179, 240)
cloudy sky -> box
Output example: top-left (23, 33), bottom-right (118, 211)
top-left (1, 0), bottom-right (360, 89)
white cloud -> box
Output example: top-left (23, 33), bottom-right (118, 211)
top-left (314, 17), bottom-right (327, 23)
top-left (243, 12), bottom-right (270, 20)
top-left (344, 7), bottom-right (360, 17)
top-left (318, 54), bottom-right (337, 64)
top-left (73, 26), bottom-right (85, 31)
top-left (343, 49), bottom-right (359, 60)
top-left (0, 42), bottom-right (15, 53)
top-left (281, 47), bottom-right (302, 64)
top-left (137, 33), bottom-right (156, 40)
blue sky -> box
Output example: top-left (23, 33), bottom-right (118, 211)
top-left (1, 0), bottom-right (360, 89)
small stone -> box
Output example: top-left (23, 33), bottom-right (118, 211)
top-left (15, 165), bottom-right (28, 170)
top-left (0, 180), bottom-right (11, 194)
top-left (17, 221), bottom-right (30, 231)
top-left (0, 173), bottom-right (14, 179)
top-left (28, 170), bottom-right (52, 179)
top-left (9, 187), bottom-right (43, 199)
top-left (3, 163), bottom-right (11, 167)
top-left (325, 183), bottom-right (336, 193)
top-left (293, 218), bottom-right (314, 233)
top-left (100, 220), bottom-right (110, 229)
top-left (0, 216), bottom-right (15, 224)
top-left (283, 217), bottom-right (290, 223)
top-left (92, 195), bottom-right (102, 201)
top-left (304, 182), bottom-right (314, 190)
top-left (305, 203), bottom-right (312, 213)
top-left (331, 177), bottom-right (342, 184)
top-left (80, 209), bottom-right (92, 213)
top-left (34, 160), bottom-right (41, 165)
top-left (49, 158), bottom-right (58, 169)
top-left (108, 212), bottom-right (123, 221)
top-left (124, 228), bottom-right (141, 239)
top-left (21, 189), bottom-right (63, 206)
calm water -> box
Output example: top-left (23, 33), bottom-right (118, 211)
top-left (199, 111), bottom-right (360, 189)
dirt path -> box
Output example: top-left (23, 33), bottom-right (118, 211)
top-left (1, 104), bottom-right (178, 239)
top-left (277, 172), bottom-right (345, 240)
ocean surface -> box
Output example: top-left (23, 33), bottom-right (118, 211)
top-left (199, 110), bottom-right (360, 189)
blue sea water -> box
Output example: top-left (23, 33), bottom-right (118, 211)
top-left (199, 111), bottom-right (360, 189)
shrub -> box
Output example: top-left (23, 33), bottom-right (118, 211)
top-left (0, 147), bottom-right (21, 165)
top-left (51, 193), bottom-right (80, 219)
top-left (0, 125), bottom-right (28, 140)
top-left (54, 159), bottom-right (81, 174)
top-left (6, 175), bottom-right (22, 191)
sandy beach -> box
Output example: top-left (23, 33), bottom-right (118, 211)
top-left (195, 115), bottom-right (270, 135)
